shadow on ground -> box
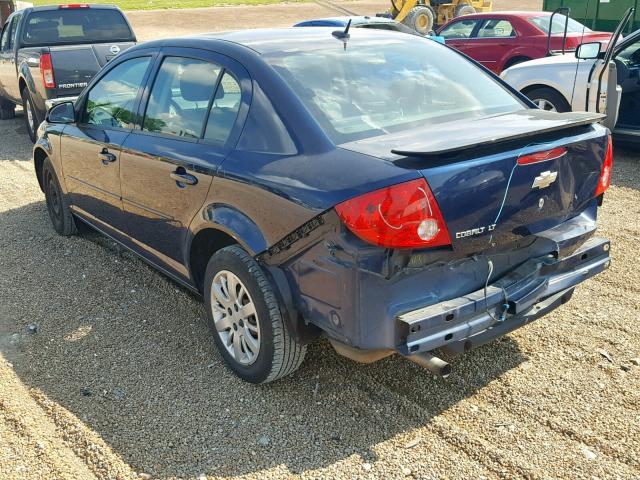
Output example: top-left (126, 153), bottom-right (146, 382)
top-left (0, 200), bottom-right (528, 478)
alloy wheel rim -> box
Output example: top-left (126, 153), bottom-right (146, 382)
top-left (211, 270), bottom-right (260, 365)
top-left (533, 99), bottom-right (557, 112)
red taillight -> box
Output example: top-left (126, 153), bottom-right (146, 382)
top-left (595, 134), bottom-right (613, 197)
top-left (517, 147), bottom-right (567, 165)
top-left (59, 4), bottom-right (90, 8)
top-left (40, 53), bottom-right (55, 89)
top-left (335, 178), bottom-right (451, 249)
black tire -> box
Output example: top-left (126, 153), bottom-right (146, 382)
top-left (204, 245), bottom-right (306, 384)
top-left (42, 157), bottom-right (77, 236)
top-left (525, 87), bottom-right (571, 113)
top-left (404, 6), bottom-right (435, 34)
top-left (21, 87), bottom-right (38, 143)
top-left (455, 3), bottom-right (476, 16)
top-left (504, 56), bottom-right (531, 70)
top-left (0, 96), bottom-right (15, 120)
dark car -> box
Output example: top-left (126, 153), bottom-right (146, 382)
top-left (35, 28), bottom-right (612, 384)
top-left (0, 4), bottom-right (136, 141)
top-left (437, 11), bottom-right (613, 74)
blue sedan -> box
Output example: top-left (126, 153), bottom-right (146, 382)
top-left (36, 28), bottom-right (612, 383)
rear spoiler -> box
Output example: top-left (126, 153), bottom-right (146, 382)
top-left (389, 111), bottom-right (605, 158)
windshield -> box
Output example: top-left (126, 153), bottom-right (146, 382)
top-left (265, 35), bottom-right (525, 144)
top-left (22, 9), bottom-right (133, 46)
top-left (529, 15), bottom-right (592, 34)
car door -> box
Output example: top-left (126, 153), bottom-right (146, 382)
top-left (463, 18), bottom-right (517, 74)
top-left (438, 18), bottom-right (481, 56)
top-left (0, 13), bottom-right (21, 102)
top-left (587, 8), bottom-right (634, 128)
top-left (61, 54), bottom-right (154, 230)
top-left (118, 48), bottom-right (248, 277)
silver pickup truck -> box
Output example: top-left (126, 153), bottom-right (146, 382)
top-left (0, 4), bottom-right (136, 141)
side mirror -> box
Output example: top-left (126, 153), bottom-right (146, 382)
top-left (47, 101), bottom-right (75, 124)
top-left (576, 42), bottom-right (602, 60)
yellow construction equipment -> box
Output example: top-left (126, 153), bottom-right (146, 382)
top-left (388, 0), bottom-right (492, 34)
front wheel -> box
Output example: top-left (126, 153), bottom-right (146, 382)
top-left (404, 6), bottom-right (435, 34)
top-left (204, 245), bottom-right (307, 383)
top-left (42, 158), bottom-right (77, 236)
top-left (21, 88), bottom-right (38, 143)
top-left (525, 87), bottom-right (571, 113)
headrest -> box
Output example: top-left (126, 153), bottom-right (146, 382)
top-left (180, 62), bottom-right (217, 102)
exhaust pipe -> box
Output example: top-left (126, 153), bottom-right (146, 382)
top-left (407, 352), bottom-right (452, 378)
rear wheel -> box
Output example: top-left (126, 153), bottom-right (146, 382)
top-left (0, 96), bottom-right (15, 120)
top-left (204, 245), bottom-right (306, 384)
top-left (525, 87), bottom-right (571, 113)
top-left (42, 157), bottom-right (77, 236)
top-left (455, 3), bottom-right (476, 16)
top-left (21, 87), bottom-right (38, 143)
top-left (404, 6), bottom-right (435, 34)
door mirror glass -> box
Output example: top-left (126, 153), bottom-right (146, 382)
top-left (576, 42), bottom-right (601, 60)
top-left (47, 101), bottom-right (75, 124)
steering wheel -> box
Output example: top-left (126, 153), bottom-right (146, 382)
top-left (169, 98), bottom-right (184, 118)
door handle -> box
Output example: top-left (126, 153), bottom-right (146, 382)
top-left (99, 148), bottom-right (117, 165)
top-left (170, 168), bottom-right (198, 187)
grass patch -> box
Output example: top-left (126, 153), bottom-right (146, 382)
top-left (32, 0), bottom-right (307, 11)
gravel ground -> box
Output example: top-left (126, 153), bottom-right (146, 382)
top-left (2, 1), bottom-right (640, 477)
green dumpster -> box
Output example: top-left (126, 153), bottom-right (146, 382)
top-left (543, 0), bottom-right (640, 33)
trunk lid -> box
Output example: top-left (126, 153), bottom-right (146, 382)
top-left (340, 110), bottom-right (608, 254)
top-left (49, 42), bottom-right (135, 97)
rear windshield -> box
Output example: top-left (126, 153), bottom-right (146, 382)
top-left (22, 9), bottom-right (133, 46)
top-left (265, 35), bottom-right (525, 144)
top-left (529, 15), bottom-right (592, 34)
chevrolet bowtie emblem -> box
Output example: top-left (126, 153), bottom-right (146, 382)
top-left (531, 170), bottom-right (558, 189)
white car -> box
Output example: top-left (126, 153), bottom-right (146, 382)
top-left (502, 13), bottom-right (640, 145)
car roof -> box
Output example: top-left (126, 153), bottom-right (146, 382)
top-left (159, 27), bottom-right (420, 55)
top-left (294, 15), bottom-right (397, 27)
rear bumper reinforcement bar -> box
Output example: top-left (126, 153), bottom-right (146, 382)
top-left (397, 236), bottom-right (610, 356)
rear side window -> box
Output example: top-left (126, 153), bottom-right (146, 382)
top-left (529, 15), bottom-right (591, 34)
top-left (84, 57), bottom-right (150, 129)
top-left (477, 19), bottom-right (516, 38)
top-left (1, 15), bottom-right (21, 51)
top-left (22, 9), bottom-right (133, 46)
top-left (143, 57), bottom-right (221, 139)
top-left (204, 72), bottom-right (241, 144)
top-left (439, 19), bottom-right (478, 39)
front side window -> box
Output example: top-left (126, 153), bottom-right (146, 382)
top-left (266, 36), bottom-right (525, 144)
top-left (477, 19), bottom-right (516, 38)
top-left (0, 22), bottom-right (10, 50)
top-left (143, 57), bottom-right (221, 139)
top-left (439, 19), bottom-right (478, 39)
top-left (84, 57), bottom-right (150, 128)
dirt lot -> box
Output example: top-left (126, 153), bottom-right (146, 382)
top-left (126, 0), bottom-right (543, 40)
top-left (2, 0), bottom-right (640, 479)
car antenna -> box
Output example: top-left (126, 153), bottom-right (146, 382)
top-left (332, 19), bottom-right (351, 50)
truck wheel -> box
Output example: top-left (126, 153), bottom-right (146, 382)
top-left (204, 245), bottom-right (307, 384)
top-left (0, 97), bottom-right (15, 120)
top-left (525, 87), bottom-right (571, 113)
top-left (455, 3), bottom-right (476, 16)
top-left (42, 157), bottom-right (77, 236)
top-left (21, 88), bottom-right (38, 143)
top-left (404, 6), bottom-right (435, 34)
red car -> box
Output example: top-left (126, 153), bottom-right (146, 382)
top-left (437, 11), bottom-right (613, 74)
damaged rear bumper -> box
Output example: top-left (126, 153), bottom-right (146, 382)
top-left (397, 237), bottom-right (610, 356)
